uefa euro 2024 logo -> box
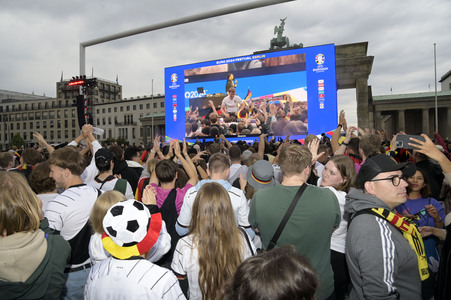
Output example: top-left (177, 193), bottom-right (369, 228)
top-left (315, 54), bottom-right (325, 65)
top-left (171, 73), bottom-right (178, 83)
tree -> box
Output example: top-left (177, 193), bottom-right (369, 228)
top-left (10, 133), bottom-right (25, 148)
top-left (101, 137), bottom-right (129, 147)
top-left (115, 137), bottom-right (129, 147)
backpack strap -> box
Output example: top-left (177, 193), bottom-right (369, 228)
top-left (228, 166), bottom-right (242, 184)
top-left (347, 208), bottom-right (373, 229)
top-left (267, 183), bottom-right (307, 250)
top-left (239, 227), bottom-right (255, 256)
top-left (113, 178), bottom-right (127, 195)
top-left (95, 175), bottom-right (116, 190)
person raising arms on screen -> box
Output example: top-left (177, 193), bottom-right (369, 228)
top-left (222, 87), bottom-right (245, 118)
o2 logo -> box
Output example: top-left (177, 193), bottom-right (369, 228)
top-left (185, 90), bottom-right (207, 99)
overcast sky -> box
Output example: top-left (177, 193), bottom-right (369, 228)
top-left (1, 0), bottom-right (450, 126)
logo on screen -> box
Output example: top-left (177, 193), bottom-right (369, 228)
top-left (171, 73), bottom-right (178, 83)
top-left (315, 54), bottom-right (325, 65)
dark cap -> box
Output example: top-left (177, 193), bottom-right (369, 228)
top-left (95, 148), bottom-right (115, 164)
top-left (357, 154), bottom-right (416, 188)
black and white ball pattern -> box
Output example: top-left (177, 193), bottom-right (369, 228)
top-left (103, 199), bottom-right (150, 247)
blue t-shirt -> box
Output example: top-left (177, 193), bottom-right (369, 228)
top-left (396, 196), bottom-right (445, 227)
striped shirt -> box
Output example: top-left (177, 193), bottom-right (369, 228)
top-left (177, 180), bottom-right (251, 230)
top-left (44, 184), bottom-right (99, 240)
top-left (85, 257), bottom-right (185, 300)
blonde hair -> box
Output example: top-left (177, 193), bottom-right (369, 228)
top-left (190, 182), bottom-right (244, 300)
top-left (0, 172), bottom-right (41, 235)
top-left (90, 190), bottom-right (126, 234)
top-left (279, 144), bottom-right (312, 177)
top-left (146, 158), bottom-right (159, 174)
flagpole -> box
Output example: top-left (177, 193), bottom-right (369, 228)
top-left (434, 43), bottom-right (438, 133)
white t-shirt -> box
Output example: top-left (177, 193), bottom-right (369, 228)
top-left (177, 180), bottom-right (251, 230)
top-left (87, 176), bottom-right (134, 199)
top-left (68, 139), bottom-right (102, 184)
top-left (85, 257), bottom-right (185, 300)
top-left (44, 184), bottom-right (100, 267)
top-left (37, 193), bottom-right (58, 214)
top-left (317, 178), bottom-right (347, 253)
top-left (221, 95), bottom-right (243, 113)
top-left (171, 231), bottom-right (255, 300)
top-left (45, 184), bottom-right (99, 240)
top-left (315, 161), bottom-right (325, 179)
top-left (227, 164), bottom-right (247, 183)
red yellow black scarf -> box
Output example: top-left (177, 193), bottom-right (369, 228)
top-left (368, 208), bottom-right (429, 281)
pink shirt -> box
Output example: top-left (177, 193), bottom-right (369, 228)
top-left (150, 183), bottom-right (193, 215)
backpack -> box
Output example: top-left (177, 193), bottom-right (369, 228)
top-left (113, 178), bottom-right (127, 195)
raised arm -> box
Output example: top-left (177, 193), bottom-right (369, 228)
top-left (307, 138), bottom-right (325, 165)
top-left (335, 126), bottom-right (357, 155)
top-left (148, 135), bottom-right (160, 160)
top-left (331, 110), bottom-right (346, 153)
top-left (258, 133), bottom-right (268, 159)
top-left (219, 134), bottom-right (232, 149)
top-left (33, 132), bottom-right (54, 154)
top-left (68, 131), bottom-right (84, 147)
top-left (208, 100), bottom-right (217, 115)
top-left (181, 139), bottom-right (198, 186)
top-left (410, 134), bottom-right (451, 174)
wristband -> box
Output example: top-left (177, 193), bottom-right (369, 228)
top-left (342, 142), bottom-right (349, 146)
top-left (337, 124), bottom-right (343, 128)
top-left (150, 149), bottom-right (156, 153)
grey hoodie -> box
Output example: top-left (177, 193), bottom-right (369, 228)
top-left (344, 188), bottom-right (421, 300)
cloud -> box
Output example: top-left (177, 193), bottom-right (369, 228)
top-left (1, 0), bottom-right (450, 126)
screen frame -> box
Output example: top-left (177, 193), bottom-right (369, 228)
top-left (164, 43), bottom-right (337, 142)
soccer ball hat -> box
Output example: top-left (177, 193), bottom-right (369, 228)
top-left (102, 199), bottom-right (162, 259)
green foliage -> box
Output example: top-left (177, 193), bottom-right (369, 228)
top-left (102, 137), bottom-right (116, 145)
top-left (101, 137), bottom-right (129, 146)
top-left (10, 133), bottom-right (25, 148)
top-left (115, 137), bottom-right (129, 146)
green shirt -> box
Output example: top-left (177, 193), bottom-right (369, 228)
top-left (249, 184), bottom-right (340, 300)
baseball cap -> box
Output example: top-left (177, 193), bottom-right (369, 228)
top-left (95, 148), bottom-right (115, 164)
top-left (357, 154), bottom-right (416, 188)
top-left (102, 199), bottom-right (162, 259)
top-left (246, 159), bottom-right (275, 190)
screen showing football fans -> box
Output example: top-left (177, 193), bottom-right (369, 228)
top-left (165, 43), bottom-right (337, 141)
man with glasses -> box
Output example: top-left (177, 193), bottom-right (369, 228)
top-left (345, 154), bottom-right (428, 300)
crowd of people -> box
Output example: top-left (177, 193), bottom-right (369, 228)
top-left (1, 110), bottom-right (451, 300)
top-left (185, 87), bottom-right (308, 138)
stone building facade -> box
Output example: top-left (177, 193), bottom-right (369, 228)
top-left (370, 70), bottom-right (451, 139)
top-left (0, 78), bottom-right (165, 148)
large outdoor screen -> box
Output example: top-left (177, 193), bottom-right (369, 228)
top-left (165, 43), bottom-right (337, 142)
